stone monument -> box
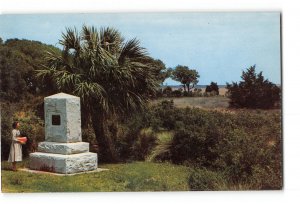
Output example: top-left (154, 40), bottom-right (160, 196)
top-left (29, 93), bottom-right (98, 174)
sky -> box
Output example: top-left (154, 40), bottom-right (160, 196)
top-left (0, 12), bottom-right (281, 85)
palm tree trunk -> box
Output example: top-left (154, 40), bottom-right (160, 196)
top-left (91, 108), bottom-right (118, 162)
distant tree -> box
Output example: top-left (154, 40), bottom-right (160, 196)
top-left (226, 65), bottom-right (280, 109)
top-left (149, 59), bottom-right (171, 84)
top-left (36, 26), bottom-right (160, 162)
top-left (205, 82), bottom-right (219, 95)
top-left (142, 58), bottom-right (171, 97)
top-left (171, 65), bottom-right (199, 93)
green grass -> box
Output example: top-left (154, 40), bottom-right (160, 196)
top-left (1, 160), bottom-right (192, 192)
top-left (152, 96), bottom-right (230, 109)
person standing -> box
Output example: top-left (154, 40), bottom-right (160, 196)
top-left (8, 122), bottom-right (23, 171)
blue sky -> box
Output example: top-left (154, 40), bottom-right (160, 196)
top-left (0, 12), bottom-right (281, 85)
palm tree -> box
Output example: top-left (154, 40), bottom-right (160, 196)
top-left (36, 25), bottom-right (159, 161)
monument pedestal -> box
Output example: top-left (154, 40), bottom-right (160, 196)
top-left (29, 93), bottom-right (98, 174)
top-left (30, 152), bottom-right (97, 174)
top-left (38, 141), bottom-right (90, 155)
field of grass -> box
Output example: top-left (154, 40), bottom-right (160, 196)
top-left (1, 160), bottom-right (192, 192)
top-left (153, 96), bottom-right (230, 109)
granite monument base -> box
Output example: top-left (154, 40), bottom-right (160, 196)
top-left (38, 142), bottom-right (89, 155)
top-left (29, 152), bottom-right (97, 174)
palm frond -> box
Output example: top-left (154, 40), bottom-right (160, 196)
top-left (81, 25), bottom-right (100, 49)
top-left (54, 70), bottom-right (82, 91)
top-left (35, 66), bottom-right (57, 81)
top-left (74, 81), bottom-right (106, 102)
top-left (99, 27), bottom-right (123, 54)
top-left (118, 38), bottom-right (147, 65)
top-left (60, 27), bottom-right (81, 50)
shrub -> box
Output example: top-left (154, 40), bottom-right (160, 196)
top-left (249, 165), bottom-right (283, 190)
top-left (132, 128), bottom-right (157, 160)
top-left (169, 109), bottom-right (226, 167)
top-left (155, 89), bottom-right (163, 98)
top-left (115, 127), bottom-right (157, 161)
top-left (1, 102), bottom-right (44, 160)
top-left (152, 106), bottom-right (282, 189)
top-left (147, 131), bottom-right (173, 162)
top-left (82, 127), bottom-right (98, 152)
top-left (203, 92), bottom-right (209, 97)
top-left (1, 103), bottom-right (15, 160)
top-left (205, 82), bottom-right (219, 95)
top-left (226, 65), bottom-right (281, 109)
top-left (188, 168), bottom-right (227, 191)
top-left (162, 86), bottom-right (173, 97)
top-left (15, 110), bottom-right (44, 158)
top-left (170, 128), bottom-right (205, 165)
top-left (115, 113), bottom-right (148, 161)
top-left (171, 90), bottom-right (182, 97)
top-left (192, 88), bottom-right (202, 97)
top-left (114, 107), bottom-right (159, 161)
top-left (151, 100), bottom-right (177, 130)
top-left (182, 91), bottom-right (193, 97)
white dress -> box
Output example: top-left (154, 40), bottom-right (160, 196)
top-left (8, 129), bottom-right (22, 162)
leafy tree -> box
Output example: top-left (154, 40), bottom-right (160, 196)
top-left (171, 65), bottom-right (199, 93)
top-left (0, 46), bottom-right (29, 101)
top-left (0, 39), bottom-right (60, 101)
top-left (139, 58), bottom-right (170, 97)
top-left (226, 65), bottom-right (280, 109)
top-left (36, 25), bottom-right (160, 162)
top-left (159, 67), bottom-right (172, 84)
top-left (146, 58), bottom-right (170, 84)
top-left (205, 82), bottom-right (219, 95)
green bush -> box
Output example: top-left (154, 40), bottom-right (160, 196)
top-left (192, 88), bottom-right (202, 97)
top-left (114, 108), bottom-right (158, 161)
top-left (145, 103), bottom-right (282, 189)
top-left (170, 127), bottom-right (210, 165)
top-left (1, 102), bottom-right (44, 160)
top-left (183, 91), bottom-right (193, 97)
top-left (226, 65), bottom-right (281, 109)
top-left (171, 90), bottom-right (182, 97)
top-left (188, 168), bottom-right (226, 191)
top-left (151, 100), bottom-right (177, 130)
top-left (115, 127), bottom-right (157, 161)
top-left (132, 128), bottom-right (157, 160)
top-left (82, 127), bottom-right (98, 153)
top-left (76, 99), bottom-right (282, 190)
top-left (18, 112), bottom-right (44, 158)
top-left (1, 103), bottom-right (15, 160)
top-left (249, 165), bottom-right (283, 190)
top-left (205, 82), bottom-right (219, 95)
top-left (162, 86), bottom-right (172, 97)
top-left (147, 131), bottom-right (173, 162)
